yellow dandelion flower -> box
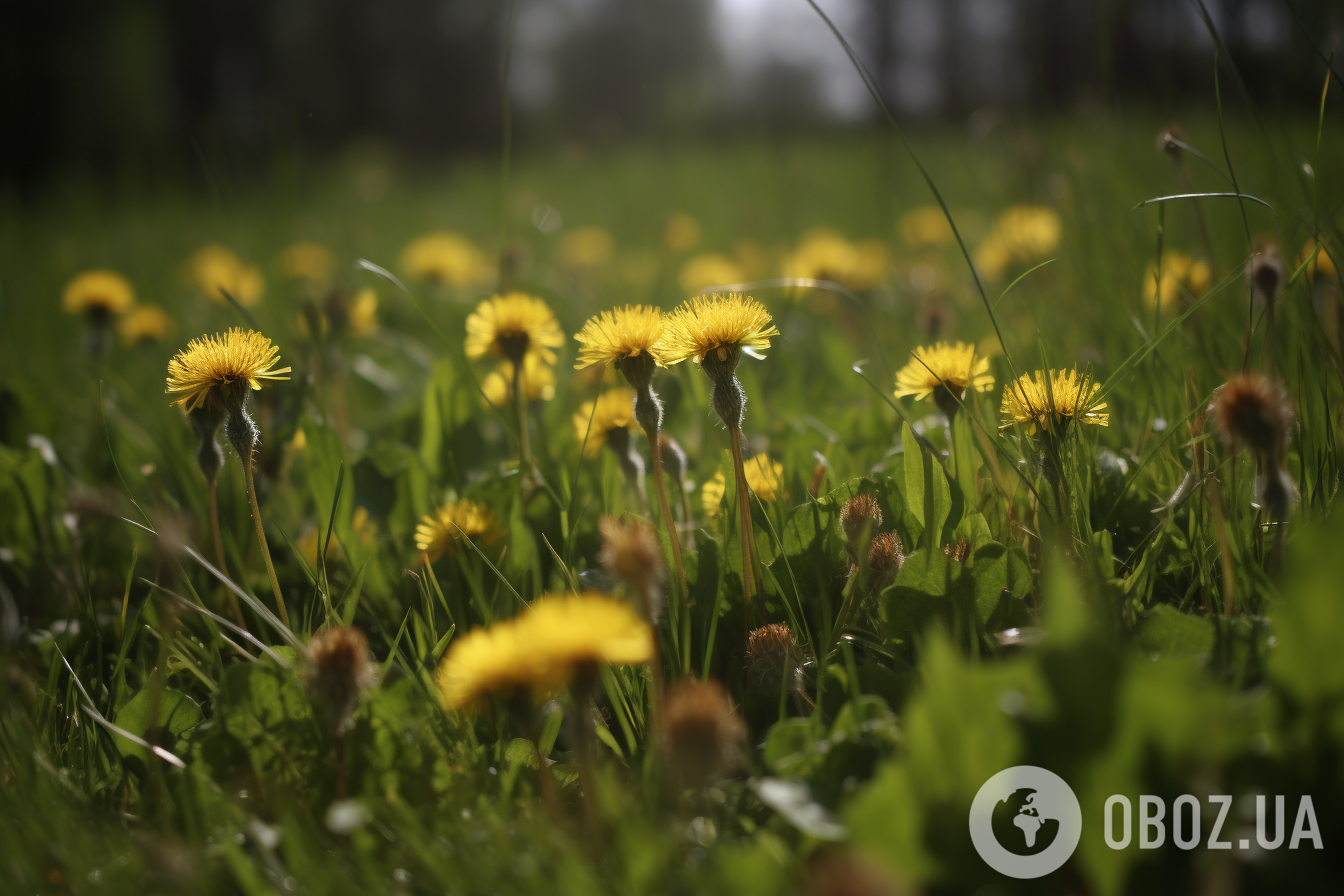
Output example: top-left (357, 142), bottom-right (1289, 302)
top-left (347, 287), bottom-right (379, 338)
top-left (278, 242), bottom-right (335, 282)
top-left (414, 499), bottom-right (497, 561)
top-left (782, 229), bottom-right (860, 283)
top-left (63, 270), bottom-right (135, 316)
top-left (435, 618), bottom-right (545, 713)
top-left (515, 591), bottom-right (653, 684)
top-left (400, 231), bottom-right (485, 286)
top-left (573, 305), bottom-right (669, 370)
top-left (1141, 251), bottom-right (1208, 312)
top-left (559, 226), bottom-right (614, 269)
top-left (679, 253), bottom-right (744, 294)
top-left (849, 239), bottom-right (891, 292)
top-left (701, 456), bottom-right (783, 516)
top-left (1298, 238), bottom-right (1337, 281)
top-left (975, 206), bottom-right (1061, 281)
top-left (899, 205), bottom-right (955, 249)
top-left (1000, 369), bottom-right (1108, 433)
top-left (118, 305), bottom-right (174, 345)
top-left (187, 244), bottom-right (265, 306)
top-left (661, 292), bottom-right (779, 365)
top-left (894, 341), bottom-right (994, 402)
top-left (480, 355), bottom-right (556, 407)
top-left (464, 292), bottom-right (564, 366)
top-left (664, 212), bottom-right (701, 253)
top-left (165, 328), bottom-right (292, 411)
top-left (573, 388), bottom-right (639, 458)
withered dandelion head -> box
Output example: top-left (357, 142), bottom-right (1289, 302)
top-left (465, 292), bottom-right (564, 366)
top-left (840, 494), bottom-right (883, 544)
top-left (165, 329), bottom-right (291, 413)
top-left (999, 368), bottom-right (1108, 434)
top-left (573, 305), bottom-right (669, 370)
top-left (658, 678), bottom-right (747, 791)
top-left (302, 626), bottom-right (378, 736)
top-left (415, 499), bottom-right (497, 562)
top-left (1249, 237), bottom-right (1284, 305)
top-left (63, 270), bottom-right (135, 316)
top-left (893, 341), bottom-right (994, 417)
top-left (661, 293), bottom-right (778, 366)
top-left (867, 531), bottom-right (905, 579)
top-left (573, 388), bottom-right (640, 458)
top-left (598, 515), bottom-right (665, 617)
top-left (118, 305), bottom-right (174, 346)
top-left (1210, 371), bottom-right (1292, 460)
top-left (745, 622), bottom-right (798, 695)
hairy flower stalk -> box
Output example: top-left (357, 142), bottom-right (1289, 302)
top-left (167, 329), bottom-right (292, 628)
top-left (189, 404), bottom-right (243, 627)
top-left (663, 294), bottom-right (778, 636)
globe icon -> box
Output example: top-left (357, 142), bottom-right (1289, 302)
top-left (990, 788), bottom-right (1061, 856)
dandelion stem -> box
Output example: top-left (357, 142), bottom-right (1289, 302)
top-left (728, 428), bottom-right (757, 636)
top-left (645, 427), bottom-right (688, 600)
top-left (207, 479), bottom-right (245, 629)
top-left (512, 360), bottom-right (531, 469)
top-left (242, 451), bottom-right (290, 629)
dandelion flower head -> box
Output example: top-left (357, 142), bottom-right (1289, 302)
top-left (679, 253), bottom-right (744, 295)
top-left (279, 242), bottom-right (335, 283)
top-left (999, 368), bottom-right (1108, 433)
top-left (702, 456), bottom-right (784, 516)
top-left (415, 499), bottom-right (497, 561)
top-left (899, 206), bottom-right (956, 249)
top-left (893, 341), bottom-right (994, 401)
top-left (664, 212), bottom-right (701, 252)
top-left (118, 305), bottom-right (174, 346)
top-left (63, 270), bottom-right (135, 316)
top-left (662, 292), bottom-right (779, 365)
top-left (481, 355), bottom-right (556, 408)
top-left (346, 288), bottom-right (379, 338)
top-left (465, 292), bottom-right (564, 366)
top-left (1298, 238), bottom-right (1336, 281)
top-left (187, 244), bottom-right (265, 307)
top-left (573, 305), bottom-right (669, 370)
top-left (573, 387), bottom-right (640, 458)
top-left (559, 226), bottom-right (614, 269)
top-left (401, 231), bottom-right (485, 286)
top-left (1142, 250), bottom-right (1211, 312)
top-left (165, 328), bottom-right (291, 411)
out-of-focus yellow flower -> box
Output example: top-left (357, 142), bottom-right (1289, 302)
top-left (974, 206), bottom-right (1061, 281)
top-left (415, 499), bottom-right (497, 561)
top-left (701, 456), bottom-right (784, 517)
top-left (893, 341), bottom-right (994, 402)
top-left (680, 253), bottom-right (744, 294)
top-left (187, 244), bottom-right (265, 306)
top-left (1298, 238), bottom-right (1337, 281)
top-left (63, 270), bottom-right (135, 316)
top-left (899, 205), bottom-right (955, 249)
top-left (118, 305), bottom-right (174, 345)
top-left (480, 355), bottom-right (556, 407)
top-left (1141, 250), bottom-right (1212, 311)
top-left (781, 230), bottom-right (888, 292)
top-left (165, 328), bottom-right (291, 411)
top-left (1000, 368), bottom-right (1108, 434)
top-left (400, 231), bottom-right (485, 286)
top-left (301, 507), bottom-right (375, 566)
top-left (662, 293), bottom-right (778, 365)
top-left (664, 213), bottom-right (701, 253)
top-left (347, 288), bottom-right (379, 338)
top-left (435, 591), bottom-right (652, 712)
top-left (464, 292), bottom-right (564, 366)
top-left (279, 242), bottom-right (335, 283)
top-left (850, 239), bottom-right (890, 292)
top-left (559, 226), bottom-right (614, 269)
top-left (573, 387), bottom-right (639, 458)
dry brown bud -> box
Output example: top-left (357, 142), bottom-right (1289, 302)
top-left (866, 531), bottom-right (904, 579)
top-left (303, 626), bottom-right (378, 736)
top-left (746, 622), bottom-right (798, 695)
top-left (840, 494), bottom-right (884, 544)
top-left (1210, 371), bottom-right (1292, 461)
top-left (598, 515), bottom-right (666, 620)
top-left (658, 677), bottom-right (746, 791)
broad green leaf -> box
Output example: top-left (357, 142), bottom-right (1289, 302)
top-left (114, 687), bottom-right (203, 762)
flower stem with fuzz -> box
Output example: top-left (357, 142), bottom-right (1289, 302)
top-left (224, 389), bottom-right (290, 629)
top-left (242, 451), bottom-right (290, 629)
top-left (727, 429), bottom-right (759, 634)
top-left (191, 405), bottom-right (244, 628)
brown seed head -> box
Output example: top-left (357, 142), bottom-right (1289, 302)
top-left (598, 515), bottom-right (666, 618)
top-left (658, 677), bottom-right (746, 791)
top-left (867, 531), bottom-right (905, 578)
top-left (1210, 371), bottom-right (1292, 460)
top-left (746, 622), bottom-right (797, 694)
top-left (840, 494), bottom-right (884, 544)
top-left (303, 626), bottom-right (378, 736)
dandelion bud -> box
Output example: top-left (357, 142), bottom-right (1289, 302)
top-left (658, 432), bottom-right (688, 483)
top-left (598, 515), bottom-right (665, 621)
top-left (1248, 237), bottom-right (1284, 307)
top-left (745, 622), bottom-right (798, 695)
top-left (840, 494), bottom-right (883, 544)
top-left (187, 405), bottom-right (226, 485)
top-left (303, 626), bottom-right (378, 737)
top-left (658, 677), bottom-right (746, 792)
top-left (700, 346), bottom-right (746, 431)
top-left (866, 531), bottom-right (904, 579)
top-left (1210, 371), bottom-right (1292, 461)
